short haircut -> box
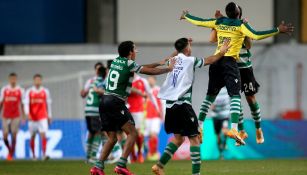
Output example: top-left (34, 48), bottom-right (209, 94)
top-left (174, 38), bottom-right (189, 52)
top-left (33, 74), bottom-right (42, 79)
top-left (118, 41), bottom-right (134, 57)
top-left (94, 62), bottom-right (104, 69)
top-left (225, 2), bottom-right (239, 19)
top-left (9, 72), bottom-right (17, 77)
top-left (98, 66), bottom-right (107, 78)
top-left (238, 6), bottom-right (242, 19)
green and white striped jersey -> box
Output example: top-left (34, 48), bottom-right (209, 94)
top-left (105, 57), bottom-right (143, 100)
top-left (237, 45), bottom-right (252, 69)
top-left (165, 54), bottom-right (204, 108)
top-left (85, 77), bottom-right (106, 117)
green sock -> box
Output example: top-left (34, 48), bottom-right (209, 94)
top-left (190, 146), bottom-right (201, 175)
top-left (91, 135), bottom-right (102, 158)
top-left (230, 96), bottom-right (241, 125)
top-left (199, 95), bottom-right (216, 121)
top-left (86, 137), bottom-right (95, 159)
top-left (249, 102), bottom-right (261, 129)
top-left (158, 142), bottom-right (178, 168)
top-left (117, 157), bottom-right (128, 168)
top-left (238, 105), bottom-right (244, 131)
top-left (94, 160), bottom-right (104, 170)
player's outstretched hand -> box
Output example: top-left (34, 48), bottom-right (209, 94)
top-left (159, 56), bottom-right (171, 66)
top-left (180, 10), bottom-right (189, 20)
top-left (168, 57), bottom-right (176, 71)
top-left (220, 40), bottom-right (231, 55)
top-left (215, 10), bottom-right (224, 18)
top-left (278, 21), bottom-right (294, 35)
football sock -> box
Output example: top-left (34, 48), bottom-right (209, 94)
top-left (94, 160), bottom-right (105, 170)
top-left (190, 146), bottom-right (201, 175)
top-left (137, 134), bottom-right (144, 155)
top-left (199, 95), bottom-right (216, 121)
top-left (238, 104), bottom-right (244, 131)
top-left (86, 137), bottom-right (94, 159)
top-left (30, 138), bottom-right (35, 158)
top-left (3, 139), bottom-right (10, 152)
top-left (117, 157), bottom-right (128, 168)
top-left (149, 135), bottom-right (158, 154)
top-left (42, 137), bottom-right (47, 156)
top-left (158, 142), bottom-right (178, 168)
top-left (230, 95), bottom-right (241, 130)
top-left (91, 135), bottom-right (101, 158)
top-left (249, 102), bottom-right (261, 129)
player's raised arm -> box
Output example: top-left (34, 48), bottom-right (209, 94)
top-left (139, 58), bottom-right (176, 75)
top-left (244, 37), bottom-right (252, 49)
top-left (209, 29), bottom-right (218, 43)
top-left (181, 10), bottom-right (216, 29)
top-left (241, 21), bottom-right (294, 40)
top-left (204, 40), bottom-right (231, 65)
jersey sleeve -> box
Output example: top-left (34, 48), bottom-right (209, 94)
top-left (84, 79), bottom-right (92, 91)
top-left (194, 57), bottom-right (205, 68)
top-left (23, 89), bottom-right (30, 115)
top-left (241, 23), bottom-right (279, 40)
top-left (184, 13), bottom-right (216, 28)
top-left (128, 60), bottom-right (143, 73)
top-left (45, 88), bottom-right (52, 118)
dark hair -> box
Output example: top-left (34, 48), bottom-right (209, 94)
top-left (174, 38), bottom-right (189, 52)
top-left (225, 2), bottom-right (239, 19)
top-left (238, 6), bottom-right (242, 19)
top-left (33, 74), bottom-right (42, 79)
top-left (107, 60), bottom-right (113, 69)
top-left (94, 62), bottom-right (104, 69)
top-left (9, 72), bottom-right (17, 77)
top-left (118, 41), bottom-right (135, 57)
top-left (98, 66), bottom-right (107, 78)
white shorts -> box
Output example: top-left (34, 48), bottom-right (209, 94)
top-left (131, 112), bottom-right (144, 130)
top-left (1, 117), bottom-right (20, 134)
top-left (145, 118), bottom-right (161, 136)
top-left (28, 119), bottom-right (48, 134)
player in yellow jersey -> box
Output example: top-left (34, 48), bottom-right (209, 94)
top-left (180, 2), bottom-right (294, 144)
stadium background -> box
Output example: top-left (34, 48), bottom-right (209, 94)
top-left (1, 0), bottom-right (307, 161)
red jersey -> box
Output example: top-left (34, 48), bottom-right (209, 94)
top-left (24, 86), bottom-right (52, 121)
top-left (146, 86), bottom-right (162, 119)
top-left (0, 85), bottom-right (24, 118)
top-left (127, 76), bottom-right (146, 113)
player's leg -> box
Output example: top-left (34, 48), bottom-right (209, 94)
top-left (220, 119), bottom-right (229, 159)
top-left (28, 120), bottom-right (37, 159)
top-left (222, 57), bottom-right (245, 145)
top-left (189, 136), bottom-right (201, 175)
top-left (236, 104), bottom-right (248, 146)
top-left (213, 118), bottom-right (223, 158)
top-left (147, 118), bottom-right (161, 160)
top-left (86, 116), bottom-right (103, 163)
top-left (131, 112), bottom-right (144, 162)
top-left (38, 118), bottom-right (49, 160)
top-left (2, 118), bottom-right (12, 160)
top-left (86, 117), bottom-right (95, 161)
top-left (10, 118), bottom-right (21, 159)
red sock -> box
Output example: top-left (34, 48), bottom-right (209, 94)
top-left (30, 138), bottom-right (35, 158)
top-left (149, 135), bottom-right (158, 154)
top-left (131, 145), bottom-right (137, 161)
top-left (42, 137), bottom-right (47, 156)
top-left (137, 134), bottom-right (144, 155)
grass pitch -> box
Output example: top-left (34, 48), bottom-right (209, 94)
top-left (1, 159), bottom-right (307, 175)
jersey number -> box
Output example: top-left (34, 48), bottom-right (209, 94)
top-left (87, 89), bottom-right (94, 105)
top-left (108, 70), bottom-right (120, 90)
top-left (244, 83), bottom-right (255, 92)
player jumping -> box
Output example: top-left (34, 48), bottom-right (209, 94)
top-left (24, 74), bottom-right (52, 160)
top-left (152, 38), bottom-right (230, 175)
top-left (90, 41), bottom-right (176, 175)
top-left (181, 2), bottom-right (294, 144)
top-left (0, 73), bottom-right (25, 161)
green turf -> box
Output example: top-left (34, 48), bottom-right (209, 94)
top-left (1, 159), bottom-right (307, 175)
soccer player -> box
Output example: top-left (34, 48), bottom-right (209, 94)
top-left (0, 73), bottom-right (25, 160)
top-left (210, 87), bottom-right (230, 160)
top-left (152, 38), bottom-right (230, 175)
top-left (85, 66), bottom-right (107, 164)
top-left (24, 74), bottom-right (52, 160)
top-left (209, 7), bottom-right (264, 145)
top-left (145, 76), bottom-right (164, 161)
top-left (90, 41), bottom-right (176, 175)
top-left (181, 2), bottom-right (294, 144)
top-left (127, 74), bottom-right (159, 163)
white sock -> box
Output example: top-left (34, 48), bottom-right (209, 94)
top-left (231, 123), bottom-right (238, 130)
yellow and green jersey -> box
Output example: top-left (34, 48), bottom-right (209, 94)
top-left (184, 14), bottom-right (279, 60)
top-left (105, 57), bottom-right (143, 100)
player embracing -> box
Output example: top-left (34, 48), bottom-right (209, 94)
top-left (24, 74), bottom-right (52, 160)
top-left (152, 38), bottom-right (230, 175)
top-left (181, 2), bottom-right (294, 144)
top-left (0, 73), bottom-right (25, 160)
top-left (90, 41), bottom-right (176, 175)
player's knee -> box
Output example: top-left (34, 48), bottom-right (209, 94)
top-left (246, 95), bottom-right (256, 104)
top-left (189, 136), bottom-right (200, 146)
top-left (108, 136), bottom-right (118, 144)
top-left (173, 135), bottom-right (185, 146)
